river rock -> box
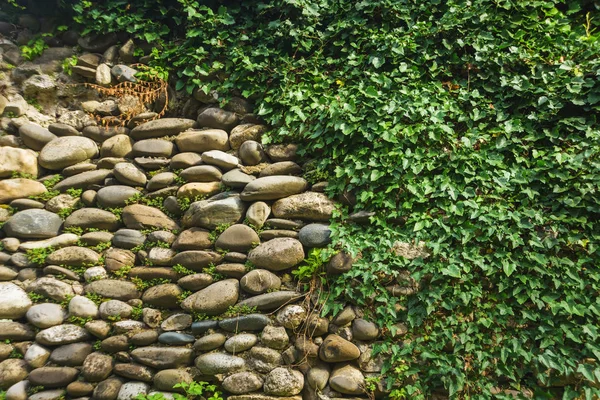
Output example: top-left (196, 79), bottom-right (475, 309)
top-left (261, 326), bottom-right (289, 350)
top-left (195, 353), bottom-right (245, 375)
top-left (83, 352), bottom-right (114, 382)
top-left (53, 169), bottom-right (113, 192)
top-left (0, 359), bottom-right (28, 389)
top-left (39, 137), bottom-right (98, 170)
top-left (237, 291), bottom-right (301, 312)
top-left (114, 163), bottom-right (147, 186)
top-left (229, 124), bottom-right (267, 149)
top-left (19, 123), bottom-right (57, 150)
top-left (0, 147), bottom-right (38, 178)
top-left (25, 343), bottom-right (52, 368)
top-left (180, 165), bottom-right (222, 182)
top-left (221, 169), bottom-right (256, 188)
top-left (29, 367), bottom-right (79, 388)
top-left (201, 150), bottom-right (239, 170)
top-left (85, 280), bottom-right (140, 301)
top-left (222, 371), bottom-right (264, 395)
top-left (182, 195), bottom-right (245, 229)
top-left (181, 279), bottom-right (239, 315)
top-left (36, 324), bottom-right (91, 346)
top-left (240, 176), bottom-right (308, 201)
top-left (239, 140), bottom-right (265, 166)
top-left (170, 250), bottom-right (222, 270)
top-left (25, 303), bottom-right (65, 328)
top-left (142, 284), bottom-right (182, 309)
top-left (240, 269), bottom-right (281, 295)
top-left (130, 347), bottom-right (194, 369)
top-left (100, 134), bottom-right (133, 158)
top-left (298, 223), bottom-right (331, 247)
top-left (46, 246), bottom-right (100, 266)
top-left (259, 161), bottom-right (303, 177)
top-left (175, 129), bottom-right (229, 152)
top-left (329, 364), bottom-right (365, 395)
top-left (264, 367), bottom-right (304, 396)
top-left (0, 178), bottom-right (46, 204)
top-left (194, 333), bottom-right (226, 351)
top-left (219, 314), bottom-right (271, 332)
top-left (216, 224), bottom-right (260, 252)
top-left (132, 139), bottom-right (174, 157)
top-left (112, 229), bottom-right (146, 249)
top-left (0, 321), bottom-right (35, 341)
top-left (28, 277), bottom-right (74, 301)
top-left (93, 377), bottom-right (123, 400)
top-left (197, 107), bottom-right (239, 131)
top-left (177, 182), bottom-right (222, 198)
top-left (0, 283), bottom-right (32, 319)
top-left (319, 334), bottom-right (360, 362)
top-left (130, 118), bottom-right (196, 140)
top-left (2, 209), bottom-right (62, 239)
top-left (97, 186), bottom-right (140, 208)
top-left (158, 332), bottom-right (195, 345)
top-left (246, 202), bottom-right (270, 228)
top-left (113, 364), bottom-right (154, 382)
top-left (153, 369), bottom-right (193, 392)
top-left (248, 238), bottom-right (304, 271)
top-left (272, 192), bottom-right (335, 221)
top-left (122, 204), bottom-right (179, 230)
top-left (49, 343), bottom-right (93, 366)
top-left (224, 333), bottom-right (258, 353)
top-left (19, 234), bottom-right (78, 250)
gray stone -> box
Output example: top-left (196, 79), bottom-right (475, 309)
top-left (329, 364), bottom-right (365, 395)
top-left (46, 246), bottom-right (100, 266)
top-left (170, 251), bottom-right (222, 271)
top-left (28, 277), bottom-right (74, 301)
top-left (182, 195), bottom-right (245, 229)
top-left (100, 134), bottom-right (133, 158)
top-left (175, 129), bottom-right (229, 152)
top-left (130, 118), bottom-right (195, 140)
top-left (307, 363), bottom-right (330, 390)
top-left (201, 150), bottom-right (239, 170)
top-left (240, 176), bottom-right (308, 201)
top-left (85, 280), bottom-right (141, 301)
top-left (239, 140), bottom-right (265, 166)
top-left (216, 224), bottom-right (260, 252)
top-left (228, 124), bottom-right (267, 149)
top-left (319, 334), bottom-right (360, 362)
top-left (49, 343), bottom-right (93, 366)
top-left (181, 279), bottom-right (239, 315)
top-left (111, 64), bottom-right (138, 83)
top-left (2, 209), bottom-right (62, 239)
top-left (25, 343), bottom-right (51, 368)
top-left (113, 364), bottom-right (154, 382)
top-left (36, 324), bottom-right (91, 346)
top-left (247, 346), bottom-right (283, 373)
top-left (25, 303), bottom-right (65, 328)
top-left (158, 332), bottom-right (195, 345)
top-left (0, 359), bottom-right (28, 389)
top-left (130, 347), bottom-right (194, 369)
top-left (246, 202), bottom-right (271, 228)
top-left (259, 161), bottom-right (303, 177)
top-left (112, 229), bottom-right (146, 249)
top-left (0, 283), bottom-right (32, 319)
top-left (272, 192), bottom-right (335, 221)
top-left (97, 186), bottom-right (140, 208)
top-left (298, 223), bottom-right (332, 248)
top-left (96, 63), bottom-right (112, 85)
top-left (117, 382), bottom-right (150, 400)
top-left (142, 284), bottom-right (182, 309)
top-left (224, 333), bottom-right (258, 353)
top-left (93, 377), bottom-right (123, 400)
top-left (28, 389), bottom-right (68, 400)
top-left (266, 144), bottom-right (298, 162)
top-left (19, 123), bottom-right (56, 151)
top-left (99, 300), bottom-right (133, 320)
top-left (171, 152), bottom-right (203, 169)
top-left (276, 305), bottom-right (306, 329)
top-left (264, 368), bottom-right (304, 396)
top-left (153, 369), bottom-right (193, 392)
top-left (195, 353), bottom-right (245, 375)
top-left (48, 123), bottom-right (80, 137)
top-left (122, 204), bottom-right (179, 230)
top-left (221, 169), bottom-right (256, 189)
top-left (191, 320), bottom-right (219, 335)
top-left (82, 352), bottom-right (114, 382)
top-left (194, 333), bottom-right (226, 351)
top-left (197, 107), bottom-right (239, 131)
top-left (114, 163), bottom-right (147, 186)
top-left (0, 322), bottom-right (35, 341)
top-left (146, 172), bottom-right (176, 191)
top-left (240, 269), bottom-right (281, 295)
top-left (248, 238), bottom-right (304, 271)
top-left (222, 372), bottom-right (264, 395)
top-left (352, 318), bottom-right (379, 341)
top-left (53, 169), bottom-right (113, 192)
top-left (68, 295), bottom-right (99, 319)
top-left (39, 137), bottom-right (98, 170)
top-left (237, 291), bottom-right (302, 312)
top-left (261, 326), bottom-right (289, 350)
top-left (29, 367), bottom-right (79, 388)
top-left (180, 165), bottom-right (222, 182)
top-left (132, 139), bottom-right (174, 157)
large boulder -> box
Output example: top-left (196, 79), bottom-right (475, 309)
top-left (2, 209), bottom-right (62, 239)
top-left (0, 147), bottom-right (38, 178)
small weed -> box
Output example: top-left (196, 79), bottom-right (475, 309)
top-left (107, 315), bottom-right (122, 322)
top-left (25, 97), bottom-right (42, 111)
top-left (93, 340), bottom-right (102, 350)
top-left (177, 290), bottom-right (192, 304)
top-left (131, 277), bottom-right (170, 291)
top-left (59, 294), bottom-right (74, 308)
top-left (172, 264), bottom-right (194, 276)
top-left (244, 260), bottom-right (256, 272)
top-left (11, 171), bottom-right (36, 180)
top-left (66, 315), bottom-right (92, 326)
top-left (61, 55), bottom-right (78, 75)
top-left (9, 347), bottom-right (23, 359)
top-left (66, 188), bottom-right (83, 197)
top-left (208, 223), bottom-right (232, 242)
top-left (221, 304), bottom-right (257, 318)
top-left (131, 306), bottom-right (143, 320)
top-left (28, 292), bottom-right (46, 303)
top-left (20, 36), bottom-right (48, 61)
top-left (26, 246), bottom-right (55, 265)
top-left (202, 264), bottom-right (224, 281)
top-left (85, 293), bottom-right (105, 305)
top-left (58, 206), bottom-right (76, 219)
top-left (42, 174), bottom-right (62, 189)
top-left (63, 226), bottom-right (83, 235)
top-left (30, 190), bottom-right (60, 202)
top-left (107, 207), bottom-right (123, 221)
top-left (112, 265), bottom-right (132, 279)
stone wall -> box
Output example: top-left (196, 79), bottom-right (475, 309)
top-left (0, 19), bottom-right (386, 400)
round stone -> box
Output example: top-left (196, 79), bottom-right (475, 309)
top-left (248, 238), bottom-right (305, 271)
top-left (181, 279), bottom-right (239, 315)
top-left (215, 224), bottom-right (260, 252)
top-left (19, 123), bottom-right (57, 151)
top-left (26, 303), bottom-right (66, 328)
top-left (193, 333), bottom-right (226, 352)
top-left (239, 140), bottom-right (266, 166)
top-left (100, 134), bottom-right (133, 158)
top-left (224, 333), bottom-right (258, 353)
top-left (0, 359), bottom-right (28, 389)
top-left (175, 129), bottom-right (230, 152)
top-left (3, 209), bottom-right (63, 239)
top-left (179, 165), bottom-right (222, 182)
top-left (240, 176), bottom-right (308, 201)
top-left (222, 371), bottom-right (264, 395)
top-left (114, 162), bottom-right (147, 186)
top-left (240, 269), bottom-right (281, 295)
top-left (319, 334), bottom-right (361, 362)
top-left (195, 353), bottom-right (245, 375)
top-left (0, 178), bottom-right (47, 204)
top-left (36, 324), bottom-right (91, 346)
top-left (96, 186), bottom-right (141, 208)
top-left (0, 147), bottom-right (38, 178)
top-left (39, 136), bottom-right (98, 170)
top-left (276, 305), bottom-right (306, 329)
top-left (0, 283), bottom-right (32, 319)
top-left (264, 367), bottom-right (304, 396)
top-left (329, 364), bottom-right (365, 395)
top-left (272, 192), bottom-right (335, 221)
top-left (298, 223), bottom-right (332, 248)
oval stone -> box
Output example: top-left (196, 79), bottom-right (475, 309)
top-left (39, 136), bottom-right (98, 170)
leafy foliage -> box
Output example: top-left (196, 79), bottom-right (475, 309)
top-left (66, 0), bottom-right (600, 398)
